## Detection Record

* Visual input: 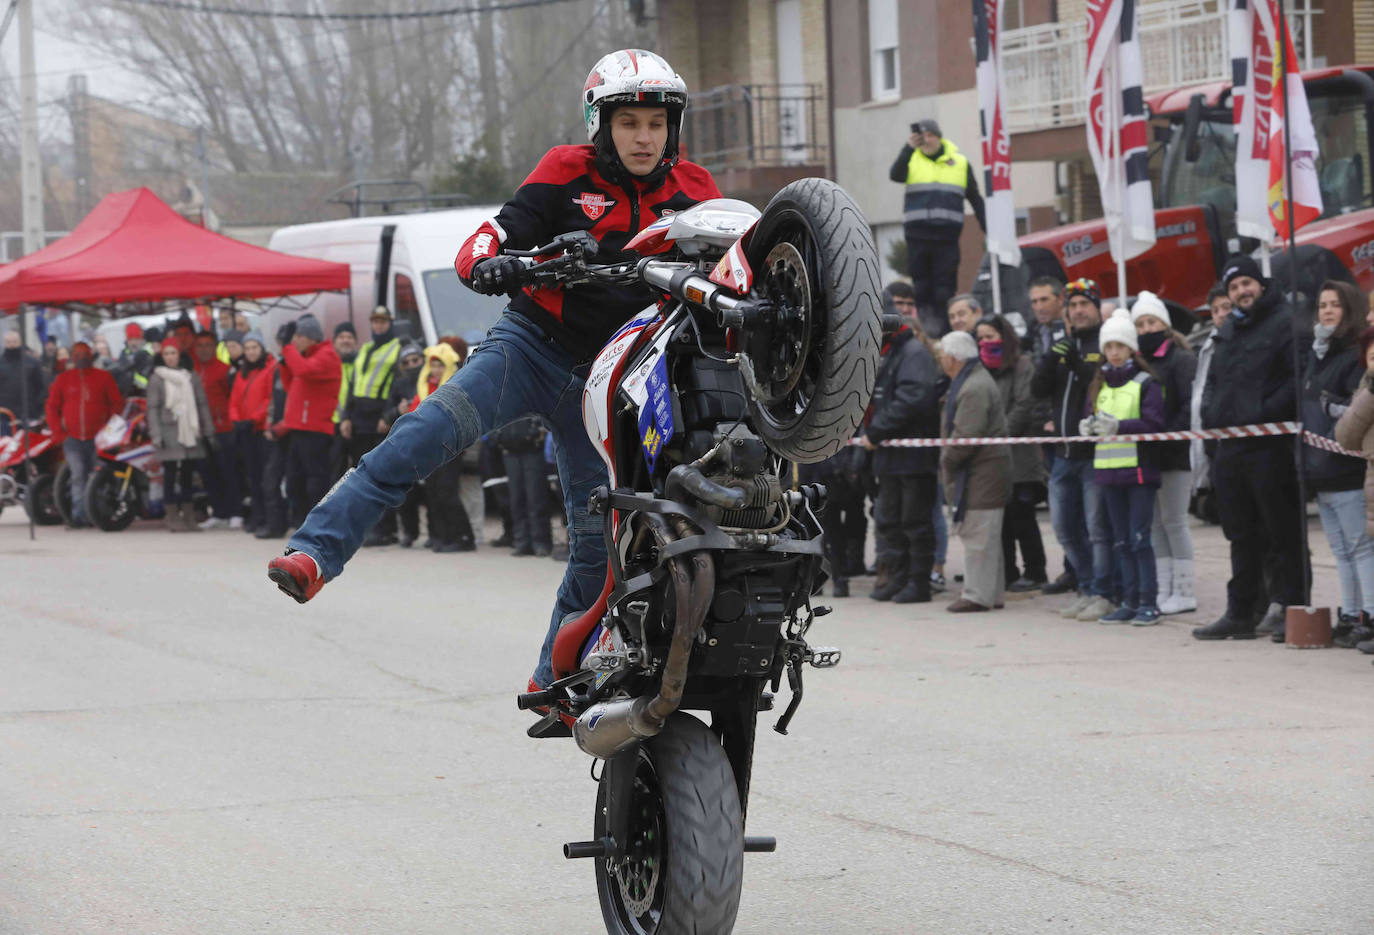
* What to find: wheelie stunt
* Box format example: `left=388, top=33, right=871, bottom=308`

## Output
left=268, top=49, right=887, bottom=935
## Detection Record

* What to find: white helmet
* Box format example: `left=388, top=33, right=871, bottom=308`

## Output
left=583, top=50, right=688, bottom=184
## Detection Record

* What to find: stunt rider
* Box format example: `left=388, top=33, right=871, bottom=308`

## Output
left=267, top=50, right=722, bottom=691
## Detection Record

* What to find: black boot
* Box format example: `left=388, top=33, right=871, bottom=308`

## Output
left=1335, top=611, right=1374, bottom=648
left=1192, top=612, right=1259, bottom=641
left=842, top=542, right=868, bottom=578
left=1043, top=570, right=1078, bottom=595
left=892, top=550, right=933, bottom=604
left=832, top=578, right=850, bottom=598
left=869, top=559, right=906, bottom=601
left=1254, top=602, right=1285, bottom=635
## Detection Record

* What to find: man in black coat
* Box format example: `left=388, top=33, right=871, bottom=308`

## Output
left=0, top=329, right=47, bottom=434
left=862, top=319, right=947, bottom=603
left=1193, top=255, right=1309, bottom=641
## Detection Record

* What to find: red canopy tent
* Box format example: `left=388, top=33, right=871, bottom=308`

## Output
left=0, top=187, right=350, bottom=311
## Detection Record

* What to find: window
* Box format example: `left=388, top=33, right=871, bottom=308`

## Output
left=869, top=0, right=899, bottom=100
left=392, top=272, right=423, bottom=340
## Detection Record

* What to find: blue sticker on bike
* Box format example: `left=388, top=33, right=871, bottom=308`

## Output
left=638, top=355, right=674, bottom=471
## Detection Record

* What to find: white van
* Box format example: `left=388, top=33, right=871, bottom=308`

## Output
left=265, top=207, right=509, bottom=347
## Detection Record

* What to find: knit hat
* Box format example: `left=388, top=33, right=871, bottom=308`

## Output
left=242, top=329, right=266, bottom=348
left=144, top=325, right=165, bottom=344
left=295, top=313, right=324, bottom=342
left=939, top=329, right=979, bottom=362
left=399, top=341, right=423, bottom=362
left=1221, top=254, right=1266, bottom=290
left=1129, top=291, right=1171, bottom=330
left=334, top=321, right=356, bottom=338
left=914, top=118, right=942, bottom=137
left=124, top=322, right=143, bottom=339
left=1098, top=308, right=1139, bottom=353
left=222, top=329, right=245, bottom=345
left=1065, top=277, right=1101, bottom=308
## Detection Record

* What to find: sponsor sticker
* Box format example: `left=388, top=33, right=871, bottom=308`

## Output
left=638, top=355, right=675, bottom=471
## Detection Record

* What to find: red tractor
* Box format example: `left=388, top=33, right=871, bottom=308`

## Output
left=1016, top=65, right=1374, bottom=308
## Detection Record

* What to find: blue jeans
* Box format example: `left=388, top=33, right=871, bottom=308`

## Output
left=1317, top=488, right=1374, bottom=616
left=1100, top=483, right=1158, bottom=609
left=63, top=438, right=96, bottom=524
left=1048, top=456, right=1110, bottom=596
left=288, top=312, right=608, bottom=685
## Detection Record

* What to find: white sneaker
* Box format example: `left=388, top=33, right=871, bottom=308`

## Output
left=1059, top=593, right=1091, bottom=618
left=1076, top=596, right=1116, bottom=621
left=228, top=516, right=244, bottom=530
left=198, top=516, right=228, bottom=530
left=1158, top=593, right=1198, bottom=614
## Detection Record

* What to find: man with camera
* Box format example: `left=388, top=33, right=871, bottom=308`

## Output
left=890, top=119, right=986, bottom=321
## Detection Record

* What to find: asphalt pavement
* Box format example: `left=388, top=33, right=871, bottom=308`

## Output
left=2, top=509, right=1371, bottom=935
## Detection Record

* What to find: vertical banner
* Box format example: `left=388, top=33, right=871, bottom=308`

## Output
left=1230, top=0, right=1276, bottom=242
left=1085, top=0, right=1156, bottom=266
left=973, top=0, right=1020, bottom=267
left=1264, top=7, right=1322, bottom=236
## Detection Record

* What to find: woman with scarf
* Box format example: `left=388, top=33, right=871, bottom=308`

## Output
left=147, top=340, right=214, bottom=532
left=1129, top=293, right=1198, bottom=615
left=974, top=314, right=1049, bottom=592
left=1303, top=281, right=1372, bottom=645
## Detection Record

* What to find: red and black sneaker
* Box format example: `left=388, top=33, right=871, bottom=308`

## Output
left=267, top=551, right=325, bottom=604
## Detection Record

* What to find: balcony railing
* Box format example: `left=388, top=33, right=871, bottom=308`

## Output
left=1002, top=0, right=1233, bottom=133
left=682, top=83, right=827, bottom=171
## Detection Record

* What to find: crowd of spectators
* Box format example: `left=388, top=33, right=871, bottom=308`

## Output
left=0, top=306, right=563, bottom=560
left=829, top=257, right=1374, bottom=658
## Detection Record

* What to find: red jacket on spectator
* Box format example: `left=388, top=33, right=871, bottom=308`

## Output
left=193, top=355, right=233, bottom=434
left=280, top=341, right=341, bottom=435
left=45, top=366, right=123, bottom=442
left=228, top=357, right=277, bottom=430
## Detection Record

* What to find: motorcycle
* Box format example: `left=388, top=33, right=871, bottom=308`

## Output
left=510, top=179, right=890, bottom=934
left=0, top=408, right=65, bottom=525
left=83, top=398, right=168, bottom=531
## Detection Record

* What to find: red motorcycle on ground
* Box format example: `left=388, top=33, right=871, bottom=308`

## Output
left=83, top=398, right=169, bottom=531
left=0, top=407, right=65, bottom=525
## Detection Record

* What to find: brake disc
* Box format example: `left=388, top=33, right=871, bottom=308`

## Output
left=752, top=240, right=812, bottom=405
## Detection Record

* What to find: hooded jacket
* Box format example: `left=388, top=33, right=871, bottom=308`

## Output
left=228, top=355, right=278, bottom=431
left=1302, top=336, right=1364, bottom=492
left=280, top=340, right=342, bottom=435
left=44, top=365, right=122, bottom=442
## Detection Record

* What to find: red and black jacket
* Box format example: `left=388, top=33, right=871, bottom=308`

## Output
left=456, top=144, right=721, bottom=361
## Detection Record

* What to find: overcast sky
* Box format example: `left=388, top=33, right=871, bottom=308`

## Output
left=2, top=1, right=149, bottom=112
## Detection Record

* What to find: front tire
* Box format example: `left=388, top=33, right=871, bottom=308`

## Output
left=85, top=464, right=137, bottom=531
left=742, top=178, right=882, bottom=463
left=52, top=463, right=74, bottom=525
left=595, top=713, right=743, bottom=935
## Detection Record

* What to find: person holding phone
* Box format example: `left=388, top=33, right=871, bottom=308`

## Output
left=889, top=119, right=986, bottom=322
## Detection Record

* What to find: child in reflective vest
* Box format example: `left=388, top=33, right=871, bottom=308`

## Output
left=1079, top=308, right=1166, bottom=625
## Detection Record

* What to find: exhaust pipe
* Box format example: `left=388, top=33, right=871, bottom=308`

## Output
left=573, top=516, right=715, bottom=760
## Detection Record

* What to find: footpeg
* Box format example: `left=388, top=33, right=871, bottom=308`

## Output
left=564, top=838, right=612, bottom=859
left=743, top=836, right=777, bottom=853
left=806, top=646, right=841, bottom=668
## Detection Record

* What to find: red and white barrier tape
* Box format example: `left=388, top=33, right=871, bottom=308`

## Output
left=856, top=421, right=1371, bottom=460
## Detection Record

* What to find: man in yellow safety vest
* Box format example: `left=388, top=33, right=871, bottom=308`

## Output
left=889, top=118, right=986, bottom=323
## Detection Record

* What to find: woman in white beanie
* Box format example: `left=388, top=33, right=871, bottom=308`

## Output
left=1079, top=308, right=1166, bottom=624
left=1130, top=291, right=1198, bottom=614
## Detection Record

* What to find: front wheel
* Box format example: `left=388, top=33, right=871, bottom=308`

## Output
left=52, top=463, right=74, bottom=525
left=595, top=713, right=743, bottom=935
left=85, top=464, right=138, bottom=531
left=742, top=178, right=883, bottom=463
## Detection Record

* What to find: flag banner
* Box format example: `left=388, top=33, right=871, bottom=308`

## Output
left=1264, top=8, right=1322, bottom=235
left=1085, top=0, right=1156, bottom=263
left=1229, top=0, right=1276, bottom=241
left=974, top=0, right=1021, bottom=267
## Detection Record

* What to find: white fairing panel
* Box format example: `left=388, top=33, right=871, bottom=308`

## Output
left=665, top=199, right=760, bottom=253
left=583, top=306, right=661, bottom=483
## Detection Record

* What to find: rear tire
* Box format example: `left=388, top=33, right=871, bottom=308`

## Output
left=23, top=472, right=62, bottom=526
left=742, top=178, right=882, bottom=463
left=595, top=713, right=743, bottom=935
left=85, top=465, right=137, bottom=532
left=52, top=463, right=74, bottom=526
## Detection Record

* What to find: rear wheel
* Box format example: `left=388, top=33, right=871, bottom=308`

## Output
left=595, top=713, right=743, bottom=935
left=85, top=464, right=138, bottom=532
left=742, top=178, right=882, bottom=463
left=23, top=472, right=62, bottom=525
left=52, top=463, right=74, bottom=525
